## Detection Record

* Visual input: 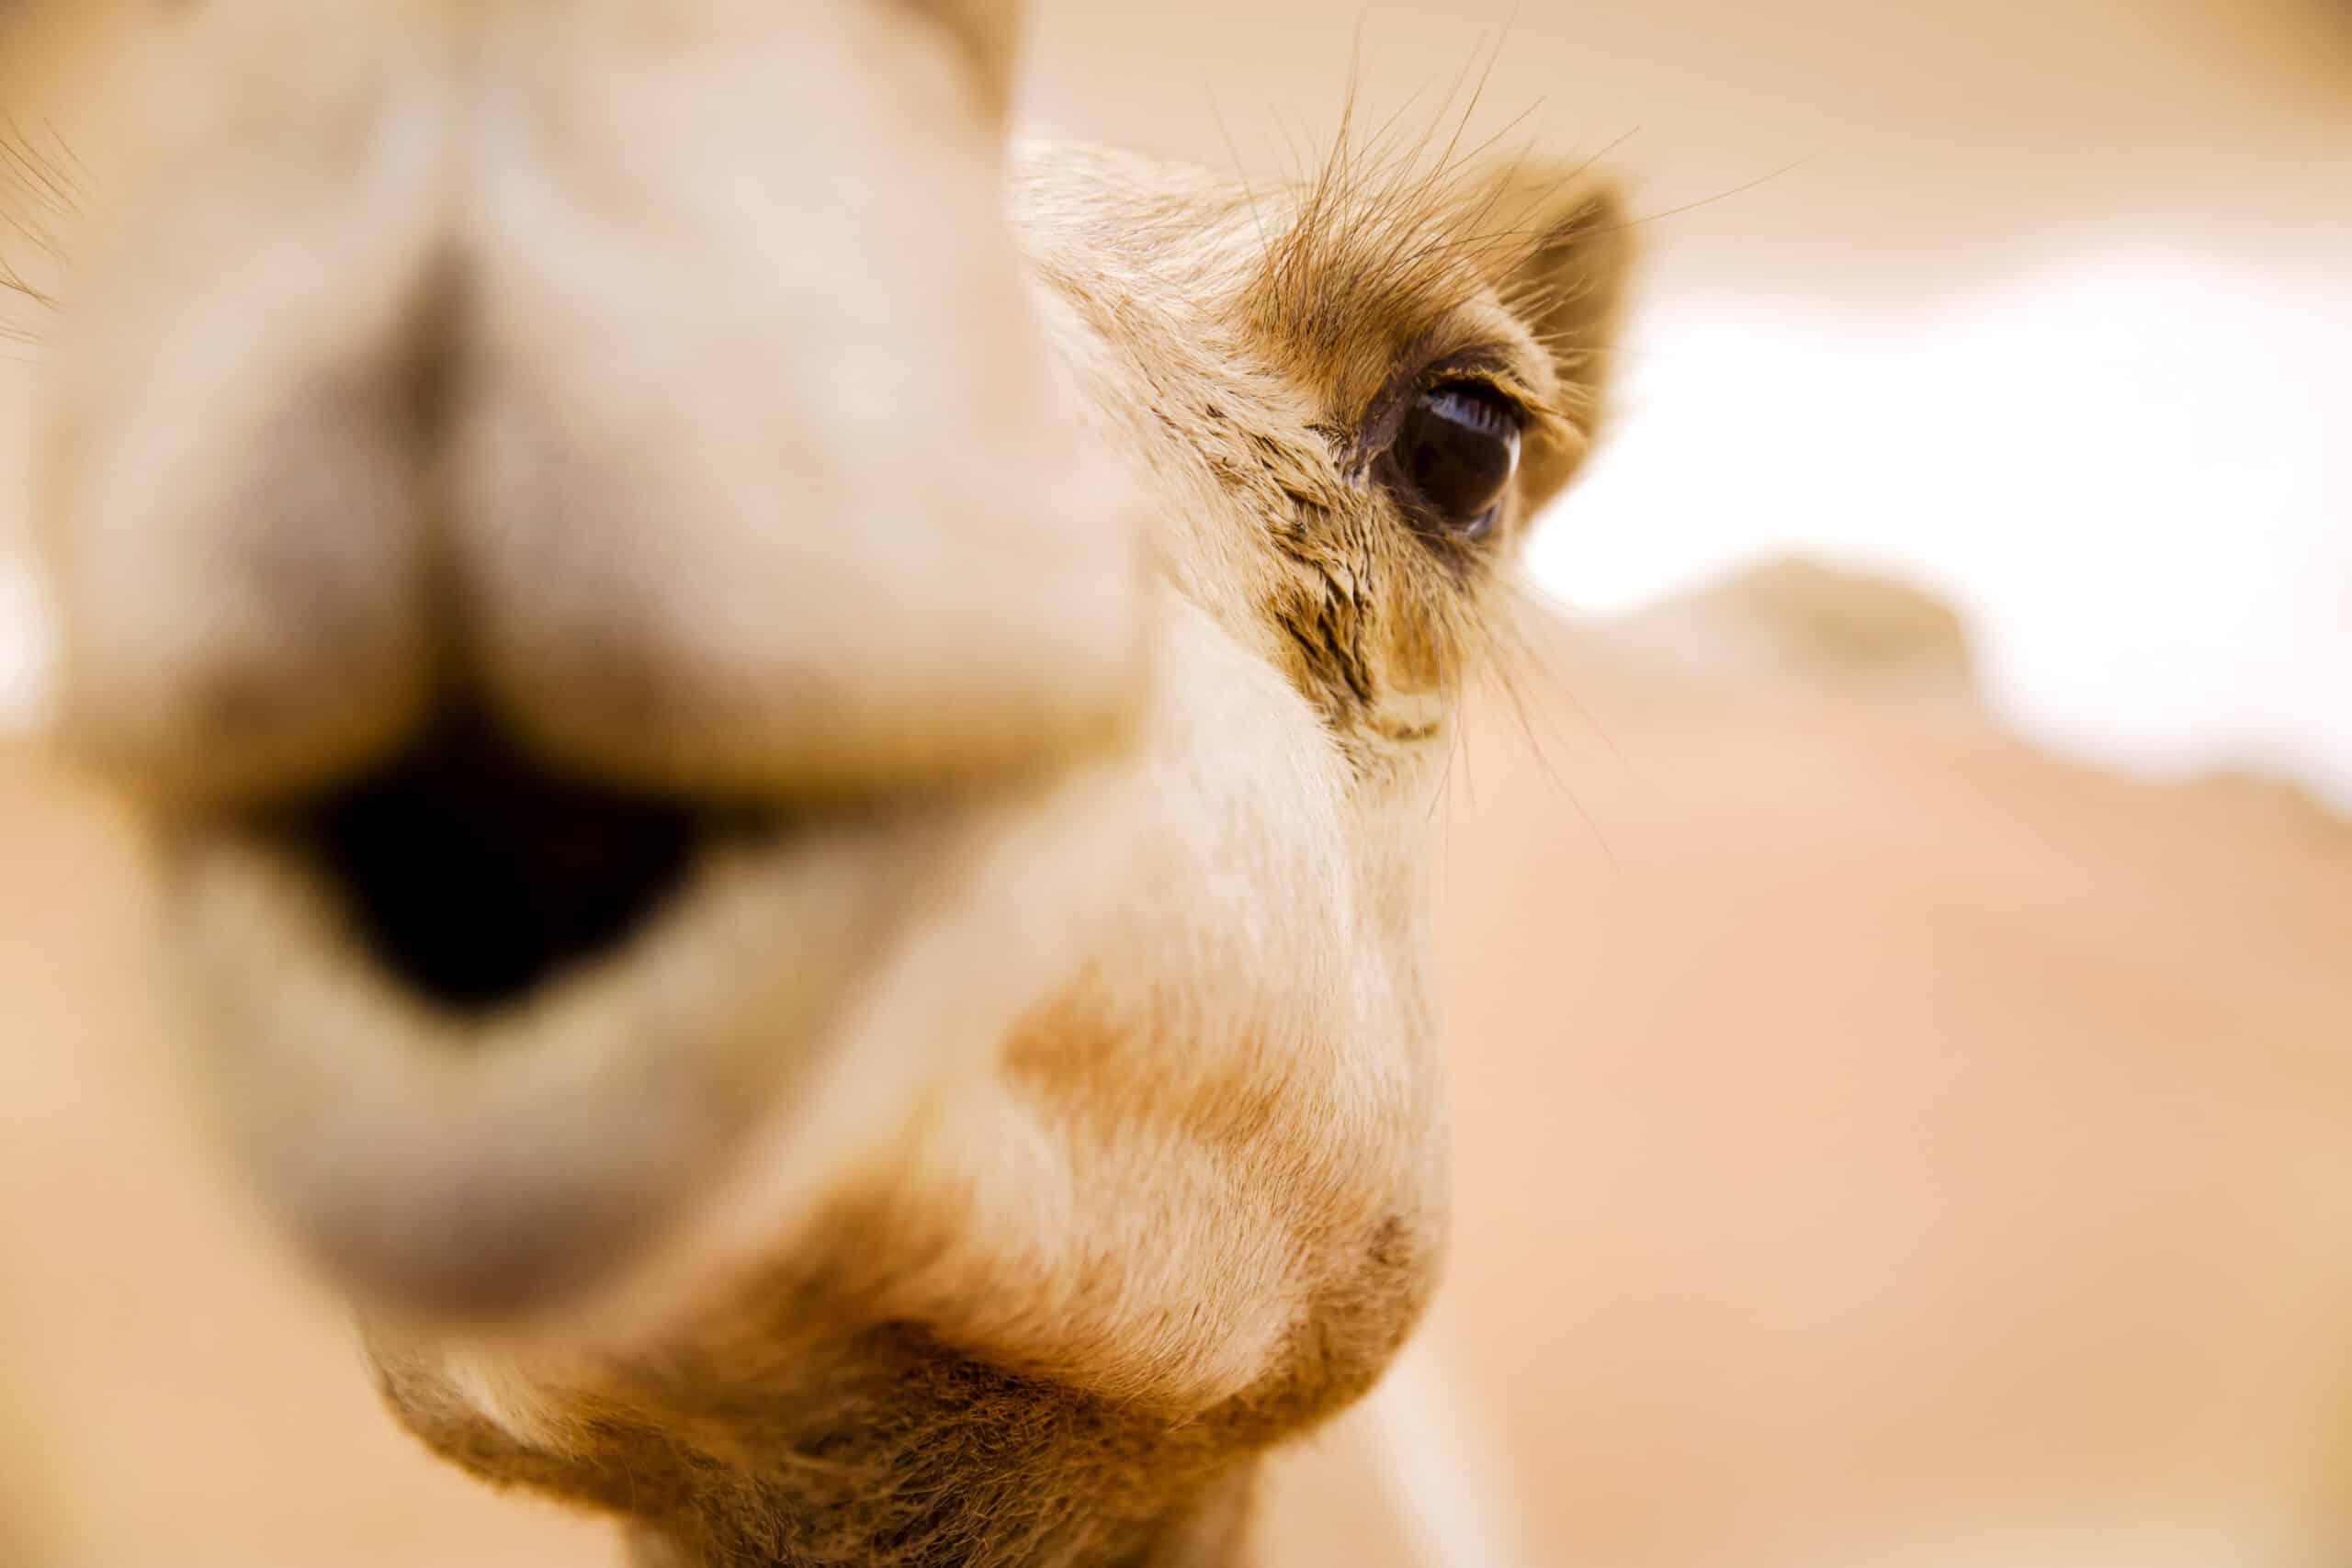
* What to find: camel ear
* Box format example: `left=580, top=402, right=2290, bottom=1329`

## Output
left=1485, top=167, right=1637, bottom=516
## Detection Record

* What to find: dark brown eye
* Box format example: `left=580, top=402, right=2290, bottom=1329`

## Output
left=1394, top=381, right=1522, bottom=539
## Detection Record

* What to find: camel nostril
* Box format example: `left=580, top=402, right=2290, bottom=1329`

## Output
left=270, top=710, right=718, bottom=1011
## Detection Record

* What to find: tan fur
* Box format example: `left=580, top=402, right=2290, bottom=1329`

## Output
left=17, top=4, right=1633, bottom=1564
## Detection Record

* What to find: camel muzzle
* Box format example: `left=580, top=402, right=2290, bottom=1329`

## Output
left=33, top=0, right=1155, bottom=1330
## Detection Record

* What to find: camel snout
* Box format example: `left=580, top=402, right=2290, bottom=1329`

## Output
left=32, top=0, right=1154, bottom=1327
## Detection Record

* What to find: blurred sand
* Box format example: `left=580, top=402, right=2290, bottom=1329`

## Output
left=1432, top=582, right=2352, bottom=1565
left=3, top=2, right=2350, bottom=1565
left=1023, top=0, right=2352, bottom=297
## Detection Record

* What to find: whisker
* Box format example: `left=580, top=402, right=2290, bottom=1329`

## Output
left=1603, top=153, right=1817, bottom=234
left=1204, top=85, right=1270, bottom=257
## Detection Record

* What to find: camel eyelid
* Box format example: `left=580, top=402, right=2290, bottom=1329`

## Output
left=1342, top=345, right=1536, bottom=475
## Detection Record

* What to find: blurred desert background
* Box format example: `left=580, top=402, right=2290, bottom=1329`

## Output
left=1, top=1, right=2348, bottom=1565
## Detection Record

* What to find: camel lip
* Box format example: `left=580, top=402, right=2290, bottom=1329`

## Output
left=159, top=744, right=971, bottom=1065
left=179, top=781, right=907, bottom=1031
left=157, top=787, right=963, bottom=1324
left=150, top=739, right=1125, bottom=1333
left=201, top=707, right=818, bottom=1017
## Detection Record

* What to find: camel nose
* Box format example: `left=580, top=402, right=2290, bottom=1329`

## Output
left=39, top=195, right=454, bottom=808
left=39, top=33, right=1151, bottom=826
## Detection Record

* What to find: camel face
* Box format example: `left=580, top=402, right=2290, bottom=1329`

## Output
left=26, top=5, right=1634, bottom=1562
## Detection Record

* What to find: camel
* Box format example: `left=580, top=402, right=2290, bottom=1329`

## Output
left=20, top=2, right=1633, bottom=1563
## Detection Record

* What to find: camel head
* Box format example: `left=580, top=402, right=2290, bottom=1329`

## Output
left=27, top=2, right=1634, bottom=1562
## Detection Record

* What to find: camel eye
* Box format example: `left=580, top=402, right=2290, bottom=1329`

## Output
left=1394, top=381, right=1522, bottom=540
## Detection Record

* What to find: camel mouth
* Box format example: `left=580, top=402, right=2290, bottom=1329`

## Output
left=242, top=711, right=792, bottom=1014
left=164, top=714, right=968, bottom=1322
left=149, top=697, right=1133, bottom=1325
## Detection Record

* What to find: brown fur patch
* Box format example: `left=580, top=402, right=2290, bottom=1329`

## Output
left=376, top=1204, right=1427, bottom=1568
left=1017, top=136, right=1627, bottom=757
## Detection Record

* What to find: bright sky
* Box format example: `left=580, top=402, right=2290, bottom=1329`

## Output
left=1532, top=243, right=2352, bottom=811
